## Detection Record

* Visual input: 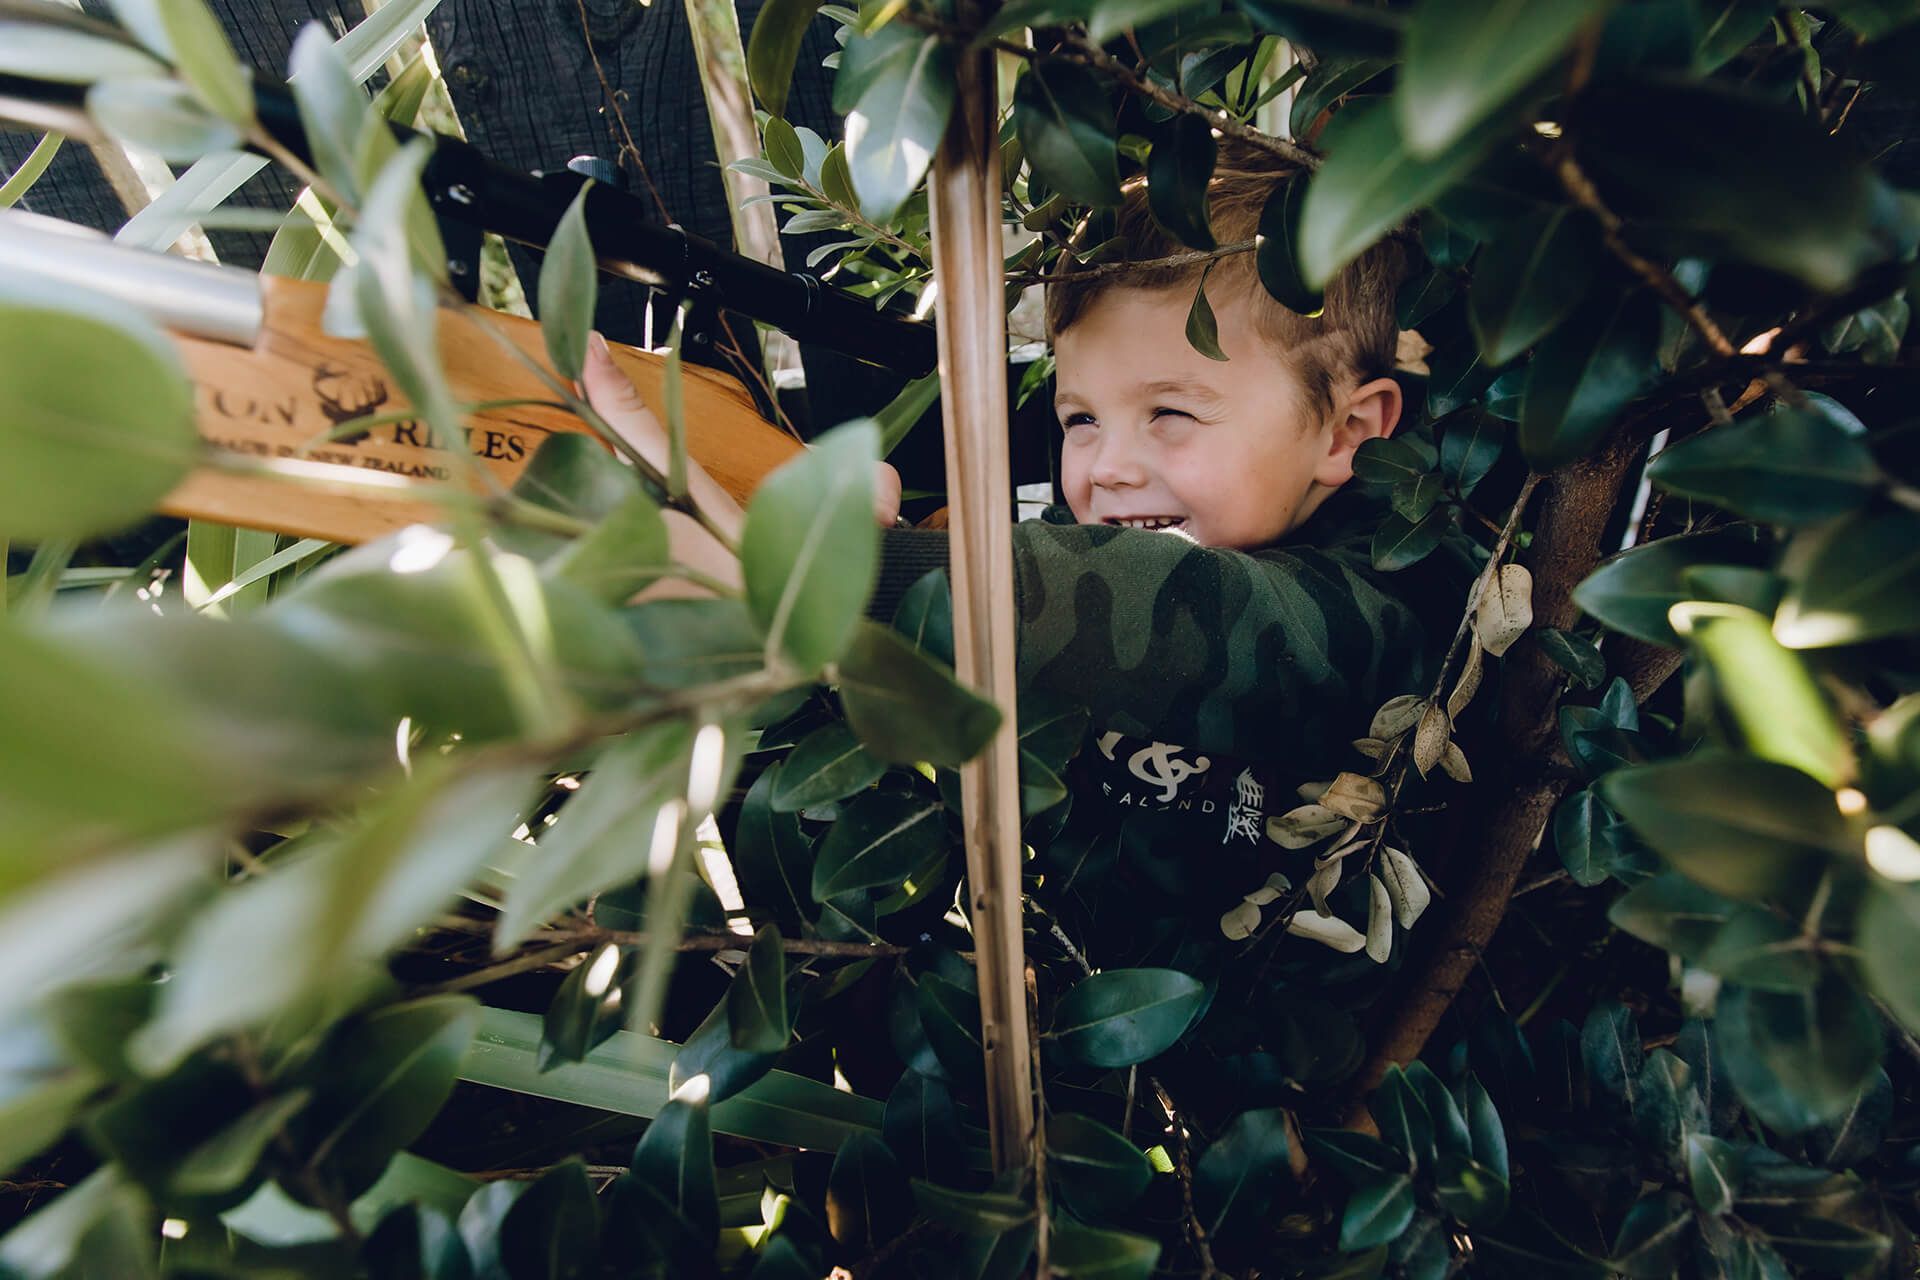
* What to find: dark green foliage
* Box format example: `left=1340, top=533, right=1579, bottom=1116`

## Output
left=8, top=0, right=1920, bottom=1275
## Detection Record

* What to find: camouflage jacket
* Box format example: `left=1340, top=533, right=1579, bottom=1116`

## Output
left=875, top=486, right=1482, bottom=926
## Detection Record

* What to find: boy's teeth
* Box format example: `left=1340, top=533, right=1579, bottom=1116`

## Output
left=1116, top=517, right=1182, bottom=529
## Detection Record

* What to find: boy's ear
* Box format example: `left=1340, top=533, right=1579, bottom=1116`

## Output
left=1315, top=376, right=1403, bottom=487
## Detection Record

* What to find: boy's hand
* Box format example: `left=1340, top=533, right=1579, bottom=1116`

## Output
left=580, top=331, right=903, bottom=528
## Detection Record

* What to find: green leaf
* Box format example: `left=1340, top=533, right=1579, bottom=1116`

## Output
left=747, top=0, right=824, bottom=117
left=287, top=25, right=366, bottom=201
left=1391, top=474, right=1443, bottom=522
left=0, top=279, right=198, bottom=541
left=1438, top=411, right=1503, bottom=496
left=1859, top=880, right=1920, bottom=1036
left=1434, top=1152, right=1508, bottom=1228
left=494, top=723, right=692, bottom=949
left=493, top=1160, right=599, bottom=1280
left=1572, top=528, right=1768, bottom=646
left=1194, top=1107, right=1290, bottom=1241
left=1235, top=0, right=1405, bottom=58
left=291, top=1001, right=460, bottom=1180
left=157, top=0, right=254, bottom=125
left=0, top=1167, right=154, bottom=1279
left=1554, top=788, right=1624, bottom=887
left=771, top=722, right=886, bottom=812
left=1352, top=437, right=1430, bottom=485
left=1396, top=266, right=1457, bottom=330
left=628, top=1088, right=719, bottom=1245
left=1685, top=1132, right=1740, bottom=1215
left=811, top=790, right=946, bottom=900
left=1302, top=1128, right=1409, bottom=1187
left=842, top=30, right=954, bottom=223
left=1807, top=1068, right=1891, bottom=1168
left=1049, top=1219, right=1161, bottom=1280
left=1694, top=0, right=1776, bottom=69
left=1049, top=968, right=1206, bottom=1069
left=875, top=371, right=941, bottom=458
left=1609, top=1192, right=1694, bottom=1278
left=464, top=1005, right=882, bottom=1154
left=86, top=77, right=243, bottom=160
left=1146, top=113, right=1216, bottom=251
left=882, top=1070, right=963, bottom=1181
left=1648, top=411, right=1881, bottom=526
left=342, top=140, right=449, bottom=410
left=915, top=970, right=985, bottom=1081
left=1822, top=293, right=1909, bottom=364
left=1607, top=871, right=1736, bottom=962
left=541, top=943, right=636, bottom=1070
left=1456, top=1075, right=1507, bottom=1182
left=1519, top=289, right=1661, bottom=469
left=1372, top=1066, right=1436, bottom=1170
left=1339, top=1172, right=1416, bottom=1251
left=741, top=419, right=880, bottom=671
left=539, top=183, right=598, bottom=381
left=1185, top=271, right=1230, bottom=362
left=548, top=491, right=671, bottom=604
left=1754, top=1215, right=1889, bottom=1275
left=1571, top=81, right=1887, bottom=292
left=1398, top=0, right=1606, bottom=158
left=1671, top=603, right=1851, bottom=787
left=1581, top=1001, right=1643, bottom=1111
left=1049, top=1113, right=1153, bottom=1221
left=1014, top=63, right=1122, bottom=207
left=1774, top=508, right=1920, bottom=648
left=0, top=21, right=167, bottom=81
left=731, top=766, right=815, bottom=934
left=727, top=924, right=791, bottom=1053
left=1256, top=175, right=1324, bottom=317
left=1537, top=628, right=1606, bottom=688
left=1468, top=207, right=1602, bottom=364
left=838, top=620, right=1003, bottom=768
left=1290, top=56, right=1391, bottom=141
left=1371, top=506, right=1449, bottom=572
left=174, top=1090, right=314, bottom=1197
left=670, top=992, right=781, bottom=1106
left=1599, top=754, right=1859, bottom=902
left=1297, top=98, right=1497, bottom=289
left=911, top=1179, right=1034, bottom=1234
left=1715, top=979, right=1882, bottom=1133
left=827, top=1131, right=911, bottom=1253
left=0, top=1056, right=97, bottom=1178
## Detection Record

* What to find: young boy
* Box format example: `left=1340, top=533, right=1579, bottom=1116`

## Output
left=581, top=143, right=1471, bottom=945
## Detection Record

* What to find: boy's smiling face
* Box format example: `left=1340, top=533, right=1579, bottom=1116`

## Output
left=1053, top=286, right=1398, bottom=551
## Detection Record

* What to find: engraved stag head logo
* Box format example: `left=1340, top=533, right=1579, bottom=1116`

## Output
left=312, top=363, right=390, bottom=443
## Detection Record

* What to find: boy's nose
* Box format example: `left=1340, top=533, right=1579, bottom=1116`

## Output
left=1088, top=431, right=1147, bottom=489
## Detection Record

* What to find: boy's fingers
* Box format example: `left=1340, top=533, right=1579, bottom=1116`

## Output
left=579, top=330, right=656, bottom=426
left=874, top=461, right=902, bottom=527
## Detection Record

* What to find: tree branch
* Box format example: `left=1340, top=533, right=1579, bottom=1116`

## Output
left=1349, top=439, right=1644, bottom=1106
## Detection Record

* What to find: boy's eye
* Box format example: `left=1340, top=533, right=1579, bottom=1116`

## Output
left=1151, top=407, right=1191, bottom=421
left=1061, top=412, right=1095, bottom=430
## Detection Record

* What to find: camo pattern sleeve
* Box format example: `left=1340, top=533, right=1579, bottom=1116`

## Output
left=873, top=492, right=1480, bottom=768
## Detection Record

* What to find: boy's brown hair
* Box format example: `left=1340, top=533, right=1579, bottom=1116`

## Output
left=1044, top=138, right=1409, bottom=420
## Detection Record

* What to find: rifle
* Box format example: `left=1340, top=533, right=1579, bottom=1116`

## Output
left=0, top=6, right=938, bottom=544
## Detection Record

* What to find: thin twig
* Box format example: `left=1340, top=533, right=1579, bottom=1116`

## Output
left=1028, top=964, right=1053, bottom=1280
left=572, top=0, right=670, bottom=221
left=425, top=939, right=587, bottom=993
left=1055, top=33, right=1318, bottom=171
left=430, top=916, right=912, bottom=959
left=1553, top=152, right=1736, bottom=359
left=1008, top=239, right=1257, bottom=287
left=1168, top=1097, right=1223, bottom=1280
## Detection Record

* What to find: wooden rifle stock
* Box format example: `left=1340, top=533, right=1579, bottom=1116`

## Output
left=164, top=275, right=800, bottom=544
